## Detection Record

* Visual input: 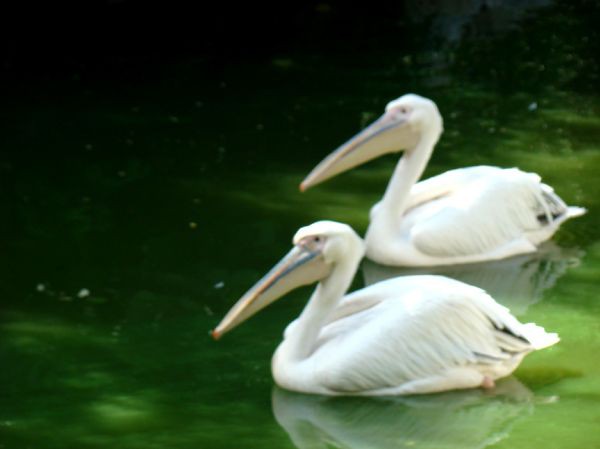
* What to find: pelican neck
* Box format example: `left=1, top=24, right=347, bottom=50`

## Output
left=283, top=252, right=361, bottom=361
left=379, top=129, right=440, bottom=222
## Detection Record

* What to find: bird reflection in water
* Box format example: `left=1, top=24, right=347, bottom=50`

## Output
left=362, top=241, right=583, bottom=315
left=273, top=377, right=535, bottom=449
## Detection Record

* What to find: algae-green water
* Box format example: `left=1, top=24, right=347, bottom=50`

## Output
left=1, top=2, right=599, bottom=448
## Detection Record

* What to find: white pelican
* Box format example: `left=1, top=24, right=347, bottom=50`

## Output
left=212, top=221, right=559, bottom=396
left=300, top=94, right=586, bottom=266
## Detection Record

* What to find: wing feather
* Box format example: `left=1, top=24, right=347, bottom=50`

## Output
left=313, top=276, right=554, bottom=393
left=409, top=168, right=547, bottom=257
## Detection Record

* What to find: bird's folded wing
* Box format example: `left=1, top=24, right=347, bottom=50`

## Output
left=410, top=170, right=544, bottom=257
left=314, top=281, right=543, bottom=393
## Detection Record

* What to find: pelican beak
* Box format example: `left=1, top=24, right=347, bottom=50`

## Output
left=211, top=240, right=331, bottom=340
left=300, top=112, right=418, bottom=191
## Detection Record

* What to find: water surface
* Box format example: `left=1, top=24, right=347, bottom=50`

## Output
left=1, top=2, right=599, bottom=448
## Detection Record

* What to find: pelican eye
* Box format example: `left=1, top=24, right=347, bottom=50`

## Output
left=300, top=235, right=325, bottom=251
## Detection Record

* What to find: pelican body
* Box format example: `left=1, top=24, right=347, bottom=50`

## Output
left=300, top=94, right=585, bottom=266
left=212, top=221, right=559, bottom=396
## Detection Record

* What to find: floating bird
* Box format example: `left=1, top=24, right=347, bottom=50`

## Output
left=212, top=221, right=559, bottom=396
left=300, top=94, right=585, bottom=266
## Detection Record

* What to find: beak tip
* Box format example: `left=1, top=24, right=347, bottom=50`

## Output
left=210, top=329, right=221, bottom=341
left=299, top=179, right=312, bottom=192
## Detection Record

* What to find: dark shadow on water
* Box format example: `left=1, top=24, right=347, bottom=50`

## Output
left=361, top=242, right=584, bottom=315
left=272, top=377, right=536, bottom=449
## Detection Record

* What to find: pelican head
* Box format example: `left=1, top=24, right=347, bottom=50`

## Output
left=211, top=221, right=364, bottom=339
left=300, top=94, right=443, bottom=191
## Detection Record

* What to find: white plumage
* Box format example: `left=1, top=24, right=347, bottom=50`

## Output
left=370, top=165, right=585, bottom=266
left=276, top=274, right=557, bottom=396
left=213, top=221, right=559, bottom=396
left=300, top=94, right=585, bottom=266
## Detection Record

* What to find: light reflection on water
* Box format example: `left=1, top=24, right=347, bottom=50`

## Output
left=362, top=242, right=584, bottom=315
left=273, top=378, right=537, bottom=449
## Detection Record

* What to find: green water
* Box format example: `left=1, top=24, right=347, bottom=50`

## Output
left=1, top=2, right=600, bottom=448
